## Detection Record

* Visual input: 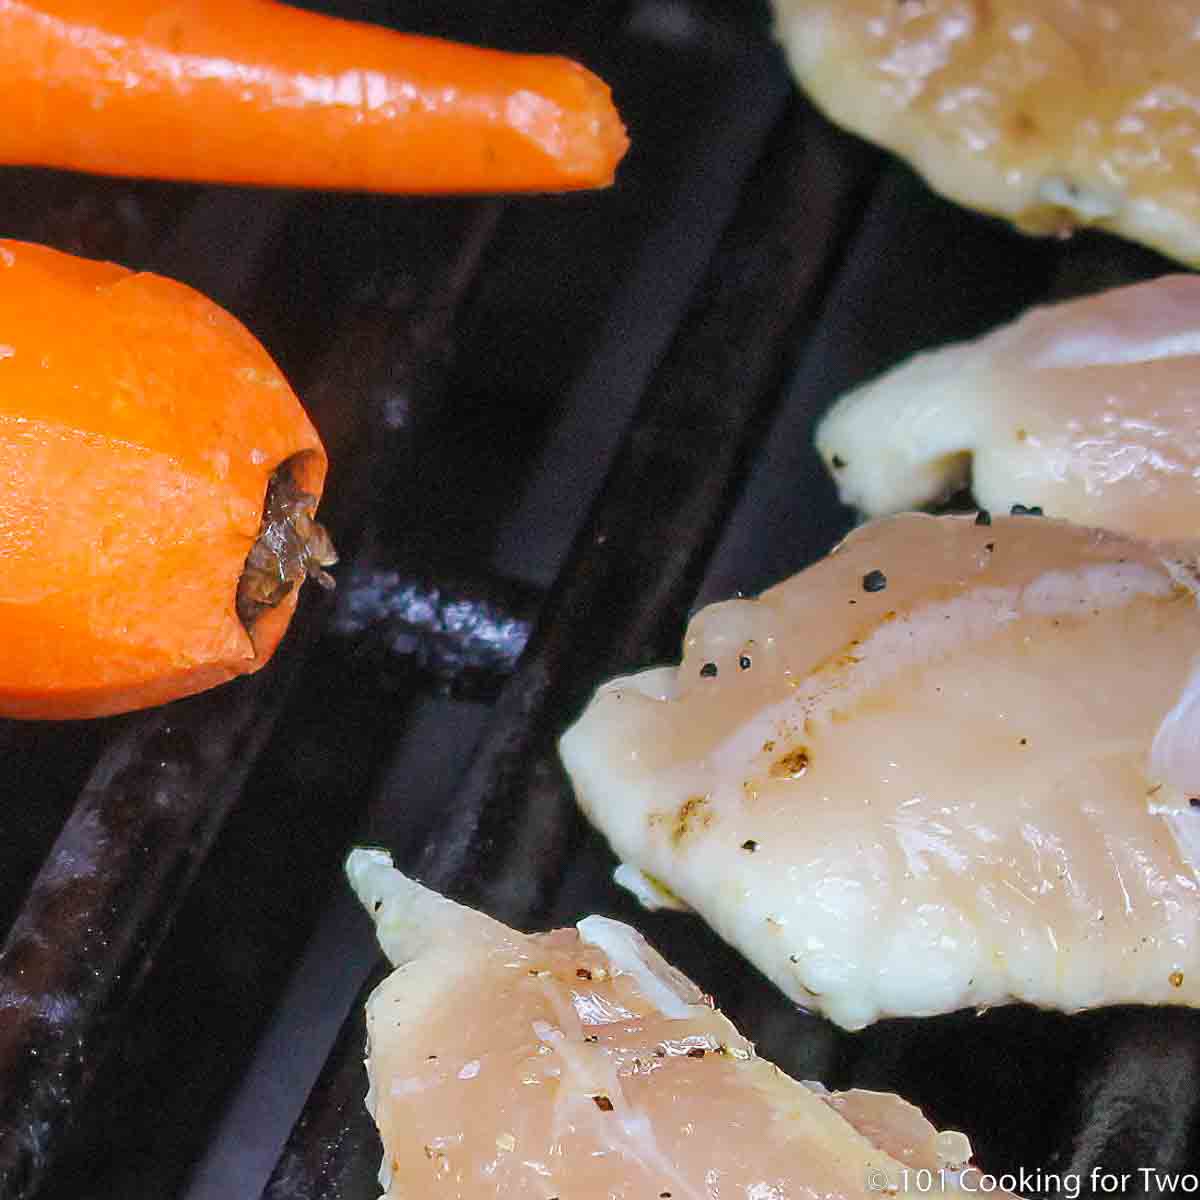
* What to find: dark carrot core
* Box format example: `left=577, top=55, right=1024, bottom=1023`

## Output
left=236, top=459, right=337, bottom=631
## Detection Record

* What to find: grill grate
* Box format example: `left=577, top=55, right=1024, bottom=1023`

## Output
left=0, top=2, right=1195, bottom=1199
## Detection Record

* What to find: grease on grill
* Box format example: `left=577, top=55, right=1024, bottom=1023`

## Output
left=236, top=456, right=338, bottom=630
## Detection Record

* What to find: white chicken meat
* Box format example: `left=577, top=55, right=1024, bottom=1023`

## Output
left=815, top=275, right=1200, bottom=542
left=560, top=513, right=1200, bottom=1030
left=772, top=0, right=1200, bottom=267
left=346, top=847, right=990, bottom=1198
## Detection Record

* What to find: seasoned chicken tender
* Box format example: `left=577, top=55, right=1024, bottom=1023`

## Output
left=815, top=275, right=1200, bottom=541
left=772, top=0, right=1200, bottom=266
left=347, top=847, right=989, bottom=1198
left=560, top=514, right=1200, bottom=1030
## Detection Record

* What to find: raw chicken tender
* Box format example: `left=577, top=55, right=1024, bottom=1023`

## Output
left=772, top=0, right=1200, bottom=266
left=346, top=847, right=987, bottom=1198
left=560, top=514, right=1200, bottom=1030
left=815, top=275, right=1200, bottom=541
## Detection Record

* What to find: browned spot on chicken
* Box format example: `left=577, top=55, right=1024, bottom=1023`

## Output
left=769, top=747, right=810, bottom=779
left=1011, top=111, right=1038, bottom=138
left=804, top=637, right=872, bottom=681
left=671, top=794, right=713, bottom=844
left=1014, top=203, right=1081, bottom=239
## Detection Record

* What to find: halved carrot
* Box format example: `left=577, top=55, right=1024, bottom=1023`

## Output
left=0, top=1, right=628, bottom=193
left=0, top=239, right=331, bottom=720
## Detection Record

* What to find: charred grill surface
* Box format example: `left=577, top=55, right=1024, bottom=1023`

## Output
left=326, top=553, right=540, bottom=701
left=0, top=2, right=1194, bottom=1199
left=0, top=629, right=324, bottom=1196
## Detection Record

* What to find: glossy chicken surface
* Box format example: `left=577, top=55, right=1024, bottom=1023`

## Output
left=772, top=0, right=1200, bottom=266
left=815, top=275, right=1200, bottom=541
left=346, top=848, right=984, bottom=1198
left=561, top=514, right=1200, bottom=1029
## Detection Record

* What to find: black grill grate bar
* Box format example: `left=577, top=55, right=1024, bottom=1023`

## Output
left=0, top=604, right=330, bottom=1199
left=260, top=969, right=391, bottom=1200
left=327, top=553, right=540, bottom=702
left=1046, top=1010, right=1200, bottom=1198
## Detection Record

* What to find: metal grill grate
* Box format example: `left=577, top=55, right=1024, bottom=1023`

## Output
left=0, top=2, right=1195, bottom=1199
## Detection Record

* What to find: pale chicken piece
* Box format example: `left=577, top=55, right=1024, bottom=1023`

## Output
left=345, top=847, right=988, bottom=1199
left=559, top=513, right=1200, bottom=1031
left=771, top=0, right=1200, bottom=266
left=814, top=275, right=1200, bottom=541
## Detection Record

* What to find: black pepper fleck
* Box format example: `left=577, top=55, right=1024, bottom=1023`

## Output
left=738, top=654, right=752, bottom=670
left=1010, top=503, right=1044, bottom=516
left=831, top=454, right=847, bottom=469
left=974, top=509, right=992, bottom=526
left=577, top=967, right=593, bottom=981
left=741, top=839, right=759, bottom=852
left=1190, top=798, right=1200, bottom=809
left=985, top=542, right=995, bottom=552
left=700, top=662, right=718, bottom=679
left=862, top=569, right=887, bottom=593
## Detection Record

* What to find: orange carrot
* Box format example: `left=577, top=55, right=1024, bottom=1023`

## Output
left=0, top=238, right=332, bottom=720
left=0, top=1, right=629, bottom=193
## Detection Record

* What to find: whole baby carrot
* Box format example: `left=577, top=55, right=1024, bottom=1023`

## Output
left=0, top=239, right=334, bottom=720
left=0, top=1, right=628, bottom=193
